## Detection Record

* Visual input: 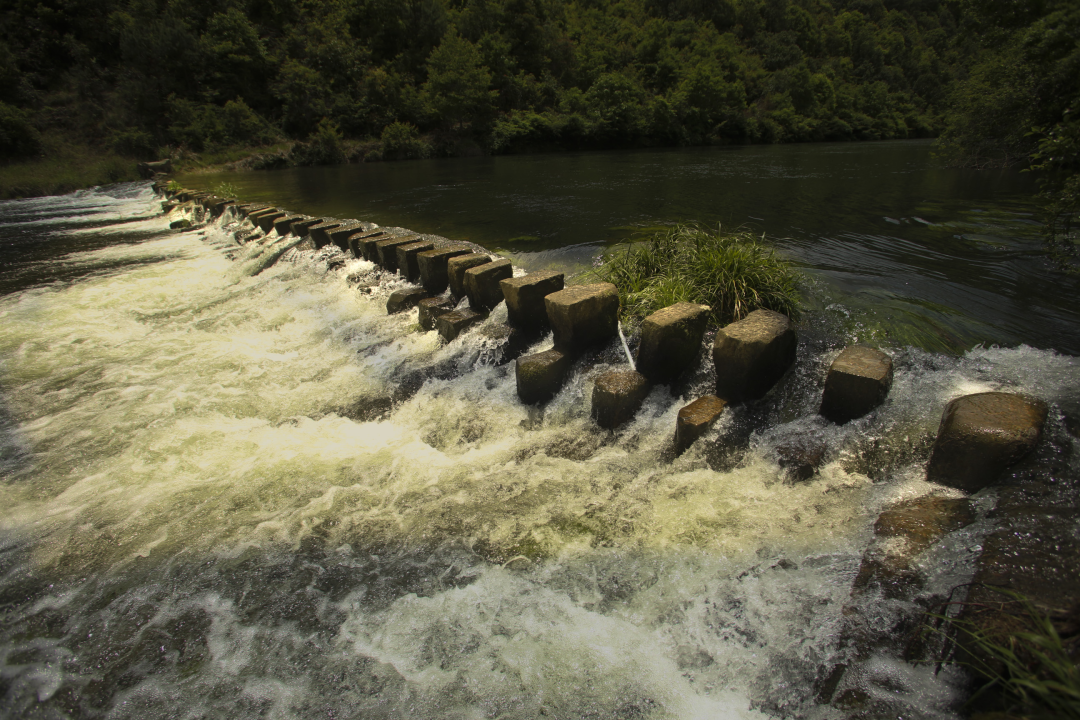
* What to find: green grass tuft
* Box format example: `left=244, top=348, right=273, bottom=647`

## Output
left=588, top=224, right=803, bottom=326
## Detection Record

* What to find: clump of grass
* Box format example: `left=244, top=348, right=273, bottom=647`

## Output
left=590, top=224, right=803, bottom=325
left=211, top=181, right=239, bottom=199
left=927, top=588, right=1080, bottom=719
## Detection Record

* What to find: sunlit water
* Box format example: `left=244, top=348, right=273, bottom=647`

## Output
left=0, top=174, right=1077, bottom=720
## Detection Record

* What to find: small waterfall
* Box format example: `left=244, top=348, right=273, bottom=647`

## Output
left=617, top=319, right=636, bottom=370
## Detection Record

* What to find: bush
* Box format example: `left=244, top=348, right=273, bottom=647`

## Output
left=0, top=102, right=42, bottom=160
left=589, top=224, right=803, bottom=326
left=289, top=118, right=347, bottom=166
left=168, top=97, right=277, bottom=152
left=379, top=122, right=429, bottom=160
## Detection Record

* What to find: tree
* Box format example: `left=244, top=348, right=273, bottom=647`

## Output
left=423, top=31, right=498, bottom=130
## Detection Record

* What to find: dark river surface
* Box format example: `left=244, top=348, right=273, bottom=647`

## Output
left=0, top=141, right=1077, bottom=720
left=181, top=139, right=1079, bottom=355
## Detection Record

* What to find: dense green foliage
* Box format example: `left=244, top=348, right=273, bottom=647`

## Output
left=0, top=0, right=960, bottom=164
left=590, top=224, right=803, bottom=325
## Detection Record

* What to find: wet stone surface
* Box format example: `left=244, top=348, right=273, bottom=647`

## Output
left=592, top=369, right=651, bottom=429
left=500, top=271, right=565, bottom=330
left=516, top=348, right=572, bottom=405
left=820, top=346, right=894, bottom=424
left=447, top=253, right=492, bottom=297
left=636, top=302, right=711, bottom=385
left=713, top=310, right=797, bottom=403
left=675, top=395, right=727, bottom=455
left=545, top=283, right=620, bottom=354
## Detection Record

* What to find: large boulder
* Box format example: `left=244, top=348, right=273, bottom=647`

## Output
left=516, top=349, right=572, bottom=405
left=819, top=346, right=894, bottom=424
left=674, top=395, right=727, bottom=454
left=418, top=246, right=472, bottom=293
left=386, top=287, right=431, bottom=315
left=500, top=271, right=565, bottom=331
left=464, top=259, right=514, bottom=310
left=712, top=309, right=797, bottom=403
left=396, top=241, right=436, bottom=282
left=447, top=254, right=492, bottom=297
left=636, top=302, right=711, bottom=385
left=592, top=370, right=651, bottom=429
left=545, top=283, right=620, bottom=354
left=926, top=392, right=1047, bottom=492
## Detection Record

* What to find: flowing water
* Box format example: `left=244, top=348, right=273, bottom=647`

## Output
left=0, top=142, right=1078, bottom=720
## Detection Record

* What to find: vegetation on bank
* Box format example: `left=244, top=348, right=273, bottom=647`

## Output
left=590, top=224, right=802, bottom=325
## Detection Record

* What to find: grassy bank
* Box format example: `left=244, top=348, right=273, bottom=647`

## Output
left=0, top=135, right=142, bottom=200
left=589, top=224, right=803, bottom=326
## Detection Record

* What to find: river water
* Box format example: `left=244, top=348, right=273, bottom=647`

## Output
left=0, top=142, right=1077, bottom=719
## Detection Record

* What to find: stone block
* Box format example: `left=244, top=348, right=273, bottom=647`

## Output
left=418, top=246, right=472, bottom=293
left=592, top=370, right=651, bottom=429
left=545, top=283, right=620, bottom=354
left=926, top=392, right=1047, bottom=492
left=516, top=349, right=572, bottom=405
left=386, top=287, right=432, bottom=315
left=636, top=302, right=711, bottom=384
left=418, top=297, right=459, bottom=331
left=500, top=271, right=565, bottom=330
left=820, top=346, right=894, bottom=423
left=308, top=221, right=341, bottom=248
left=712, top=309, right=797, bottom=403
left=349, top=231, right=385, bottom=259
left=328, top=224, right=363, bottom=252
left=396, top=241, right=436, bottom=282
left=447, top=254, right=492, bottom=297
left=674, top=395, right=727, bottom=454
left=465, top=259, right=514, bottom=310
left=258, top=211, right=287, bottom=232
left=209, top=199, right=234, bottom=217
left=375, top=236, right=419, bottom=270
left=272, top=215, right=304, bottom=235
left=289, top=217, right=322, bottom=238
left=437, top=308, right=487, bottom=341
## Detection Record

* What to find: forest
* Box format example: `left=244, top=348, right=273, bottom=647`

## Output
left=0, top=0, right=1077, bottom=257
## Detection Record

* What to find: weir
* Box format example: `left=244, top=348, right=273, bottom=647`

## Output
left=0, top=180, right=1076, bottom=719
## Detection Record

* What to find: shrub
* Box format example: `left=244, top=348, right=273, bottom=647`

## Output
left=589, top=224, right=802, bottom=326
left=380, top=121, right=429, bottom=160
left=0, top=102, right=42, bottom=160
left=289, top=118, right=346, bottom=166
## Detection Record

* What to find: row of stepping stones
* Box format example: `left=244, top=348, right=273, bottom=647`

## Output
left=164, top=185, right=1050, bottom=495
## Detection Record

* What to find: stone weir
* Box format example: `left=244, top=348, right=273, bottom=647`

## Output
left=157, top=181, right=1074, bottom=718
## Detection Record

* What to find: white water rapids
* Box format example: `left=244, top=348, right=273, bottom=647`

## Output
left=0, top=183, right=1077, bottom=719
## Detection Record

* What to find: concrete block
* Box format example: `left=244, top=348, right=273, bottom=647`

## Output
left=418, top=246, right=472, bottom=293
left=926, top=392, right=1047, bottom=492
left=636, top=302, right=711, bottom=384
left=375, top=236, right=419, bottom=270
left=396, top=241, right=436, bottom=282
left=820, top=346, right=894, bottom=424
left=386, top=287, right=432, bottom=315
left=545, top=283, right=620, bottom=354
left=516, top=349, right=572, bottom=405
left=500, top=271, right=565, bottom=330
left=437, top=308, right=487, bottom=341
left=447, top=254, right=492, bottom=297
left=592, top=369, right=651, bottom=429
left=674, top=395, right=727, bottom=454
left=712, top=309, right=797, bottom=403
left=464, top=259, right=514, bottom=310
left=418, top=297, right=459, bottom=331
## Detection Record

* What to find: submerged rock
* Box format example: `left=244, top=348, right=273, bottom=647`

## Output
left=169, top=219, right=191, bottom=229
left=926, top=391, right=1048, bottom=492
left=386, top=287, right=431, bottom=314
left=636, top=302, right=711, bottom=385
left=776, top=438, right=826, bottom=481
left=592, top=369, right=651, bottom=429
left=712, top=309, right=797, bottom=403
left=464, top=258, right=513, bottom=310
left=545, top=283, right=620, bottom=354
left=437, top=308, right=487, bottom=341
left=516, top=349, right=572, bottom=405
left=500, top=271, right=565, bottom=331
left=674, top=395, right=727, bottom=455
left=819, top=346, right=894, bottom=424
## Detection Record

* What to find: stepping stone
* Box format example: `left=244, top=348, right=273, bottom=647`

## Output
left=209, top=199, right=235, bottom=217
left=272, top=215, right=305, bottom=235
left=396, top=241, right=436, bottom=282
left=289, top=217, right=322, bottom=237
left=926, top=391, right=1047, bottom=492
left=418, top=246, right=472, bottom=293
left=516, top=348, right=572, bottom=405
left=712, top=309, right=797, bottom=403
left=437, top=308, right=487, bottom=341
left=674, top=395, right=727, bottom=454
left=820, top=346, right=894, bottom=423
left=256, top=211, right=288, bottom=232
left=636, top=302, right=711, bottom=384
left=418, top=296, right=459, bottom=331
left=375, top=236, right=420, bottom=270
left=328, top=224, right=363, bottom=252
left=465, top=259, right=514, bottom=310
left=386, top=287, right=431, bottom=314
left=545, top=283, right=620, bottom=354
left=592, top=369, right=650, bottom=429
left=349, top=230, right=385, bottom=259
left=448, top=254, right=492, bottom=297
left=308, top=221, right=341, bottom=248
left=500, top=271, right=565, bottom=330
left=356, top=232, right=392, bottom=261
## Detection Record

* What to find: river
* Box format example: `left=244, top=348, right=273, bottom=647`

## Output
left=0, top=141, right=1077, bottom=719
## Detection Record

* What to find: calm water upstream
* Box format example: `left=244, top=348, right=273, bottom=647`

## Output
left=0, top=142, right=1077, bottom=720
